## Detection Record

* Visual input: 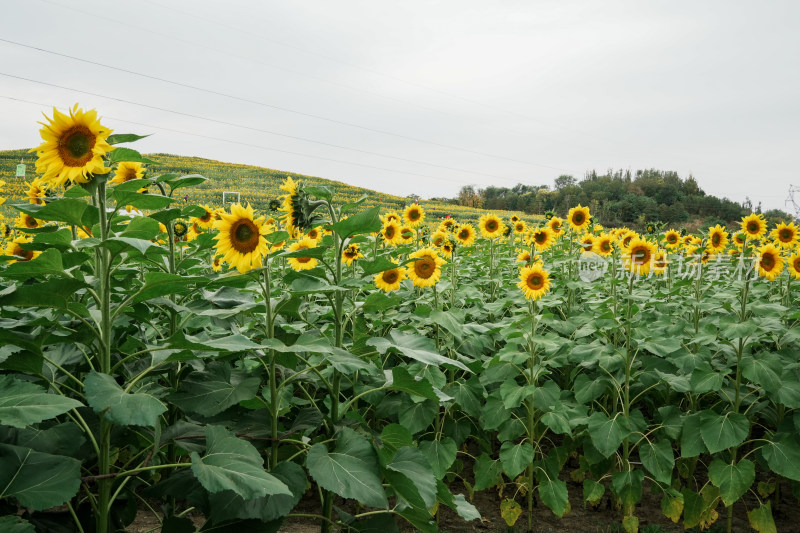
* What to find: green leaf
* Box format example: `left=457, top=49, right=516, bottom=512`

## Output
left=120, top=216, right=160, bottom=240
left=499, top=441, right=534, bottom=479
left=85, top=371, right=167, bottom=427
left=708, top=458, right=755, bottom=507
left=428, top=309, right=465, bottom=337
left=748, top=502, right=777, bottom=533
left=386, top=446, right=437, bottom=508
left=0, top=516, right=35, bottom=533
left=680, top=412, right=707, bottom=458
left=398, top=399, right=437, bottom=435
left=3, top=248, right=66, bottom=280
left=190, top=425, right=291, bottom=499
left=168, top=174, right=208, bottom=191
left=388, top=367, right=437, bottom=401
left=107, top=133, right=151, bottom=145
left=113, top=191, right=173, bottom=210
left=583, top=479, right=605, bottom=505
left=368, top=330, right=470, bottom=372
left=472, top=453, right=502, bottom=491
left=376, top=424, right=412, bottom=464
left=331, top=206, right=381, bottom=238
left=109, top=146, right=158, bottom=164
left=133, top=272, right=208, bottom=303
left=360, top=257, right=402, bottom=276
left=689, top=363, right=724, bottom=393
left=0, top=444, right=80, bottom=510
left=611, top=469, right=644, bottom=509
left=419, top=438, right=457, bottom=480
left=588, top=412, right=629, bottom=458
left=538, top=479, right=569, bottom=517
left=741, top=353, right=782, bottom=394
left=170, top=363, right=260, bottom=416
left=499, top=379, right=535, bottom=409
left=761, top=435, right=800, bottom=481
left=699, top=411, right=749, bottom=454
left=306, top=427, right=387, bottom=508
left=0, top=375, right=83, bottom=428
left=639, top=440, right=674, bottom=485
left=11, top=198, right=88, bottom=227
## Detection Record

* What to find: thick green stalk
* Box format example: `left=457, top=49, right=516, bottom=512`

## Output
left=526, top=299, right=538, bottom=531
left=262, top=264, right=280, bottom=469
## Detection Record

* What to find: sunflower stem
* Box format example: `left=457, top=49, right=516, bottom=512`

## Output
left=526, top=298, right=538, bottom=531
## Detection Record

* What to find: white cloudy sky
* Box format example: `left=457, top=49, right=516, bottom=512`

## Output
left=1, top=0, right=798, bottom=212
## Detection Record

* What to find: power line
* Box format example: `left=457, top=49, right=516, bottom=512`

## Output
left=0, top=71, right=545, bottom=185
left=1, top=94, right=487, bottom=188
left=26, top=1, right=571, bottom=173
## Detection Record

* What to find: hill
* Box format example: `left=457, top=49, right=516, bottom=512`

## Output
left=0, top=149, right=541, bottom=225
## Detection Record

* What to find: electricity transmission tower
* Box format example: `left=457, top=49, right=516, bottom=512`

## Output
left=787, top=185, right=800, bottom=221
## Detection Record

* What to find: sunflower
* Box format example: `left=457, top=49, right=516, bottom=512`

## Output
left=663, top=229, right=681, bottom=249
left=645, top=222, right=657, bottom=234
left=26, top=178, right=48, bottom=205
left=595, top=233, right=614, bottom=256
left=756, top=243, right=783, bottom=281
left=31, top=104, right=113, bottom=188
left=193, top=204, right=216, bottom=229
left=579, top=234, right=595, bottom=253
left=15, top=213, right=41, bottom=230
left=0, top=223, right=11, bottom=239
left=787, top=252, right=800, bottom=280
left=287, top=237, right=319, bottom=271
left=478, top=214, right=504, bottom=239
left=211, top=256, right=224, bottom=272
left=403, top=204, right=425, bottom=227
left=517, top=264, right=551, bottom=300
left=305, top=226, right=324, bottom=243
left=547, top=216, right=564, bottom=236
left=381, top=211, right=402, bottom=225
left=381, top=220, right=403, bottom=246
left=342, top=243, right=363, bottom=266
left=740, top=213, right=767, bottom=239
left=454, top=223, right=476, bottom=247
left=430, top=230, right=449, bottom=248
left=513, top=220, right=527, bottom=234
left=110, top=161, right=145, bottom=189
left=407, top=247, right=446, bottom=288
left=619, top=230, right=639, bottom=249
left=438, top=218, right=456, bottom=233
left=173, top=221, right=188, bottom=238
left=4, top=236, right=41, bottom=263
left=516, top=250, right=532, bottom=264
left=214, top=203, right=269, bottom=273
left=622, top=237, right=657, bottom=275
left=529, top=227, right=554, bottom=251
left=375, top=265, right=406, bottom=292
left=279, top=177, right=305, bottom=238
left=567, top=205, right=591, bottom=232
left=268, top=199, right=281, bottom=212
left=771, top=222, right=798, bottom=249
left=544, top=210, right=555, bottom=220
left=731, top=231, right=746, bottom=248
left=399, top=226, right=416, bottom=244
left=706, top=224, right=729, bottom=253
left=510, top=215, right=520, bottom=223
left=440, top=241, right=454, bottom=257
left=651, top=250, right=668, bottom=276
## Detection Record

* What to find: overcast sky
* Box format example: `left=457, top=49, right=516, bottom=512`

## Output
left=1, top=0, right=798, bottom=213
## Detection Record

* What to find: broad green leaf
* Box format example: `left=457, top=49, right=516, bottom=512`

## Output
left=191, top=425, right=291, bottom=499
left=0, top=278, right=87, bottom=310
left=0, top=375, right=82, bottom=428
left=748, top=502, right=777, bottom=533
left=85, top=371, right=166, bottom=427
left=428, top=309, right=465, bottom=337
left=541, top=401, right=574, bottom=435
left=419, top=438, right=457, bottom=480
left=113, top=191, right=172, bottom=210
left=120, top=216, right=160, bottom=240
left=11, top=198, right=88, bottom=227
left=331, top=206, right=381, bottom=238
left=583, top=479, right=604, bottom=504
left=680, top=412, right=707, bottom=457
left=168, top=174, right=208, bottom=191
left=207, top=461, right=306, bottom=523
left=473, top=453, right=502, bottom=491
left=387, top=367, right=437, bottom=401
left=639, top=440, right=674, bottom=485
left=0, top=444, right=80, bottom=510
left=708, top=458, right=755, bottom=506
left=700, top=411, right=749, bottom=454
left=0, top=423, right=85, bottom=458
left=611, top=469, right=644, bottom=509
left=499, top=379, right=535, bottom=409
left=681, top=485, right=720, bottom=530
left=133, top=272, right=208, bottom=303
left=107, top=132, right=151, bottom=145
left=761, top=435, right=800, bottom=481
left=376, top=424, right=412, bottom=464
left=170, top=363, right=260, bottom=416
left=689, top=363, right=724, bottom=393
left=741, top=353, right=782, bottom=394
left=500, top=498, right=522, bottom=526
left=3, top=248, right=66, bottom=280
left=360, top=257, right=404, bottom=276
left=538, top=479, right=569, bottom=517
left=109, top=146, right=158, bottom=164
left=660, top=489, right=683, bottom=523
left=398, top=399, right=437, bottom=434
left=588, top=412, right=629, bottom=458
left=306, top=427, right=387, bottom=508
left=0, top=516, right=35, bottom=533
left=367, top=330, right=470, bottom=372
left=386, top=446, right=437, bottom=508
left=499, top=441, right=533, bottom=479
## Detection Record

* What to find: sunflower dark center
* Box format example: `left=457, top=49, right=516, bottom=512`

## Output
left=761, top=253, right=775, bottom=270
left=487, top=220, right=498, bottom=232
left=712, top=234, right=721, bottom=246
left=747, top=222, right=759, bottom=233
left=794, top=258, right=800, bottom=271
left=25, top=216, right=38, bottom=228
left=527, top=274, right=543, bottom=290
left=779, top=229, right=792, bottom=241
left=200, top=211, right=212, bottom=222
left=385, top=226, right=396, bottom=239
left=408, top=209, right=420, bottom=221
left=231, top=219, right=259, bottom=253
left=573, top=213, right=585, bottom=224
left=601, top=240, right=611, bottom=252
left=631, top=246, right=650, bottom=264
left=667, top=235, right=677, bottom=243
left=458, top=229, right=469, bottom=240
left=414, top=257, right=435, bottom=278
left=535, top=232, right=546, bottom=243
left=433, top=236, right=444, bottom=246
left=58, top=125, right=96, bottom=166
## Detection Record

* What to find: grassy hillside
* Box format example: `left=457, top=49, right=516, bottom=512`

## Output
left=0, top=149, right=542, bottom=225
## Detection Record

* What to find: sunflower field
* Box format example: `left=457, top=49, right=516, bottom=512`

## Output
left=1, top=106, right=800, bottom=533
